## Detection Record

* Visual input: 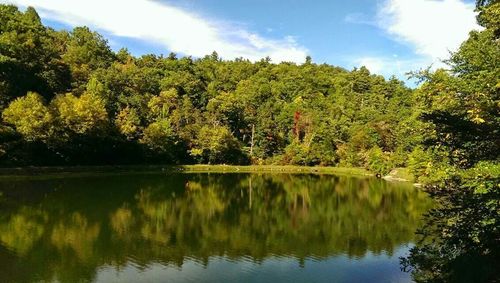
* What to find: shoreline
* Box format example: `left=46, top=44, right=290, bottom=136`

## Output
left=0, top=164, right=371, bottom=177
left=0, top=165, right=418, bottom=185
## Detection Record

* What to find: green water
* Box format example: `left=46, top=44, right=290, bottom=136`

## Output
left=0, top=172, right=432, bottom=283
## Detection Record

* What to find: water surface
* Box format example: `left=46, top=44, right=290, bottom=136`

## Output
left=0, top=172, right=431, bottom=282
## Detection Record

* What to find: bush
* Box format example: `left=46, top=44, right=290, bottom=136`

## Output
left=366, top=146, right=393, bottom=175
left=190, top=125, right=248, bottom=164
left=408, top=146, right=432, bottom=179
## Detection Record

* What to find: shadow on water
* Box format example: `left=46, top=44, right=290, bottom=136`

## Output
left=0, top=173, right=432, bottom=283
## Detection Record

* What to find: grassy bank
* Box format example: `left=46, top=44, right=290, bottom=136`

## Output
left=178, top=165, right=371, bottom=176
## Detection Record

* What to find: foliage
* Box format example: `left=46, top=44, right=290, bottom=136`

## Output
left=402, top=163, right=500, bottom=283
left=147, top=88, right=179, bottom=121
left=51, top=92, right=108, bottom=135
left=2, top=92, right=53, bottom=141
left=190, top=125, right=247, bottom=164
left=115, top=106, right=141, bottom=140
left=407, top=146, right=432, bottom=181
left=402, top=1, right=500, bottom=281
left=366, top=145, right=393, bottom=175
left=0, top=4, right=473, bottom=172
left=0, top=5, right=70, bottom=107
left=60, top=26, right=115, bottom=92
left=140, top=119, right=176, bottom=153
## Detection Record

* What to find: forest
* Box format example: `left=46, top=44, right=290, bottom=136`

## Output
left=0, top=1, right=499, bottom=282
left=0, top=3, right=427, bottom=173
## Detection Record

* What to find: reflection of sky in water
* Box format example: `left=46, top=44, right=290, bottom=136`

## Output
left=96, top=247, right=412, bottom=283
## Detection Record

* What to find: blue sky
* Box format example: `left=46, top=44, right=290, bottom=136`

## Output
left=4, top=0, right=480, bottom=82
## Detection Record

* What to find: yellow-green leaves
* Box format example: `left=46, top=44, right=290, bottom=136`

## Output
left=52, top=92, right=108, bottom=135
left=140, top=119, right=175, bottom=153
left=190, top=125, right=242, bottom=163
left=147, top=89, right=178, bottom=120
left=2, top=91, right=108, bottom=143
left=2, top=92, right=53, bottom=141
left=115, top=107, right=142, bottom=140
left=467, top=108, right=486, bottom=124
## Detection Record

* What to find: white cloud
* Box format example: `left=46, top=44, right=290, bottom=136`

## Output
left=349, top=0, right=481, bottom=83
left=3, top=0, right=308, bottom=63
left=356, top=57, right=384, bottom=74
left=353, top=56, right=430, bottom=79
left=378, top=0, right=481, bottom=61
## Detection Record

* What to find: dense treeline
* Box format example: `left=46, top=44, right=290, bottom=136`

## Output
left=0, top=4, right=420, bottom=171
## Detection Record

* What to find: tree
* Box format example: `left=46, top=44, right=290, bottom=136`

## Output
left=115, top=107, right=142, bottom=140
left=2, top=92, right=53, bottom=141
left=190, top=125, right=247, bottom=164
left=147, top=89, right=179, bottom=121
left=402, top=1, right=500, bottom=281
left=0, top=5, right=70, bottom=107
left=51, top=92, right=108, bottom=135
left=205, top=91, right=246, bottom=138
left=366, top=146, right=392, bottom=176
left=60, top=26, right=115, bottom=92
left=140, top=119, right=176, bottom=153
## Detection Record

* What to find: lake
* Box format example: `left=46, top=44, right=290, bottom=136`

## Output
left=0, top=172, right=432, bottom=283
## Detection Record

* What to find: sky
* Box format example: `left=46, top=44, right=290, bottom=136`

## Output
left=2, top=0, right=481, bottom=82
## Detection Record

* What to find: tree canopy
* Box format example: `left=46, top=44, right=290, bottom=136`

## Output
left=0, top=4, right=420, bottom=170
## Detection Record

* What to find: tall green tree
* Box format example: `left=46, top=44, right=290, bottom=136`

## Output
left=60, top=26, right=115, bottom=93
left=402, top=2, right=500, bottom=282
left=0, top=5, right=69, bottom=107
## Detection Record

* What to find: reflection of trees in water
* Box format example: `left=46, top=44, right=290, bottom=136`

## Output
left=0, top=173, right=432, bottom=282
left=51, top=212, right=101, bottom=260
left=0, top=208, right=47, bottom=255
